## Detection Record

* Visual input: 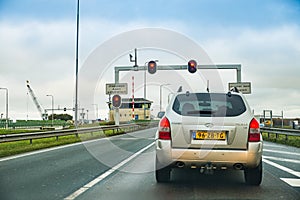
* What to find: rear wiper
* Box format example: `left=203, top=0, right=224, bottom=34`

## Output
left=187, top=110, right=216, bottom=114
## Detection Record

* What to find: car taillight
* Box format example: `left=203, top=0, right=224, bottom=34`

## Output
left=248, top=118, right=261, bottom=142
left=158, top=117, right=171, bottom=140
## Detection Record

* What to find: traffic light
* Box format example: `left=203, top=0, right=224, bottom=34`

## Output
left=148, top=60, right=157, bottom=74
left=64, top=107, right=67, bottom=112
left=188, top=59, right=197, bottom=73
left=112, top=94, right=122, bottom=108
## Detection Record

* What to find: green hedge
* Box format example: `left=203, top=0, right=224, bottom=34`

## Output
left=262, top=132, right=300, bottom=148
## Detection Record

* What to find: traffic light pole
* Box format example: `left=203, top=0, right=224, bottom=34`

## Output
left=115, top=108, right=120, bottom=125
left=44, top=108, right=74, bottom=112
left=112, top=94, right=122, bottom=125
left=113, top=64, right=241, bottom=125
left=114, top=64, right=241, bottom=83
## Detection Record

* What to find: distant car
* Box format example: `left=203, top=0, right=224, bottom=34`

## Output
left=157, top=111, right=165, bottom=119
left=259, top=123, right=265, bottom=128
left=155, top=90, right=263, bottom=185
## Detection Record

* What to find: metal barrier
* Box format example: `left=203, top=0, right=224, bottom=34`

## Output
left=260, top=127, right=300, bottom=141
left=0, top=122, right=158, bottom=144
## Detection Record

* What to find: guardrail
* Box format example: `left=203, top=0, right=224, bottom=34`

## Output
left=260, top=127, right=300, bottom=141
left=0, top=122, right=158, bottom=144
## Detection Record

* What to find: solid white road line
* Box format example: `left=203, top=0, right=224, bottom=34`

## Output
left=0, top=130, right=155, bottom=162
left=262, top=158, right=300, bottom=178
left=111, top=138, right=155, bottom=140
left=64, top=142, right=155, bottom=200
left=263, top=156, right=300, bottom=164
left=263, top=143, right=282, bottom=147
left=263, top=149, right=300, bottom=156
left=0, top=141, right=85, bottom=162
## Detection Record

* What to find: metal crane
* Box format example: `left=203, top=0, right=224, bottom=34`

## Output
left=26, top=80, right=47, bottom=120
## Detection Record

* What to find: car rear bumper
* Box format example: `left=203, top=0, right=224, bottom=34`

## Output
left=156, top=140, right=263, bottom=169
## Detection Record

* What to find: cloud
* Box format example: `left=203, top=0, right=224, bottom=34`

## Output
left=0, top=20, right=76, bottom=119
left=0, top=18, right=299, bottom=119
left=203, top=25, right=300, bottom=117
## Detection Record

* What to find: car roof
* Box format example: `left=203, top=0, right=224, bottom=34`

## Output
left=175, top=91, right=242, bottom=96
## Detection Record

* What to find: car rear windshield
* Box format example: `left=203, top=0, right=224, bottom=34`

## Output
left=172, top=93, right=246, bottom=117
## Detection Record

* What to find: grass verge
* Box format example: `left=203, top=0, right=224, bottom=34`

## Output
left=262, top=132, right=300, bottom=148
left=0, top=129, right=125, bottom=158
left=0, top=129, right=44, bottom=135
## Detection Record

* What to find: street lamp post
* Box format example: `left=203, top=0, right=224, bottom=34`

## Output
left=86, top=109, right=89, bottom=121
left=168, top=92, right=175, bottom=103
left=0, top=88, right=8, bottom=129
left=46, top=95, right=54, bottom=126
left=75, top=0, right=80, bottom=127
left=159, top=84, right=170, bottom=112
left=144, top=63, right=147, bottom=120
left=92, top=104, right=98, bottom=120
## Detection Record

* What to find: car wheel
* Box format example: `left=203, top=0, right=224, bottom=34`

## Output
left=155, top=157, right=171, bottom=183
left=244, top=159, right=263, bottom=186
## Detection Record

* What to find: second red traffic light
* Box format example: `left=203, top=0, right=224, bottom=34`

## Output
left=148, top=60, right=157, bottom=74
left=188, top=60, right=197, bottom=73
left=112, top=94, right=122, bottom=108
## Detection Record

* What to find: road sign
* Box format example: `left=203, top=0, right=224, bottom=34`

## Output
left=228, top=82, right=251, bottom=94
left=106, top=83, right=128, bottom=95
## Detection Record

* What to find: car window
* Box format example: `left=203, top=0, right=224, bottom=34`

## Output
left=172, top=93, right=246, bottom=117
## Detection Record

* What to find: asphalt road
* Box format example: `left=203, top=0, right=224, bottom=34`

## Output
left=0, top=128, right=299, bottom=200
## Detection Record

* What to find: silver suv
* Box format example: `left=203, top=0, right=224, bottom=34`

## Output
left=155, top=90, right=263, bottom=185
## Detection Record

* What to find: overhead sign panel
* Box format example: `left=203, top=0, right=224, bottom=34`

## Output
left=106, top=83, right=128, bottom=95
left=228, top=82, right=251, bottom=94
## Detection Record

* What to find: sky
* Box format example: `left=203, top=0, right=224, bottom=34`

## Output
left=0, top=0, right=300, bottom=121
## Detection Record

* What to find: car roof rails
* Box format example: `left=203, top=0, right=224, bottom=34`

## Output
left=177, top=86, right=182, bottom=92
left=230, top=87, right=240, bottom=93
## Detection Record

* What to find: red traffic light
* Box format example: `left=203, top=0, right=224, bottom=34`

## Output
left=148, top=60, right=157, bottom=74
left=188, top=60, right=197, bottom=73
left=112, top=94, right=122, bottom=108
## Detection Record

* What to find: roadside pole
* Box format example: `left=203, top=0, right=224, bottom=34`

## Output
left=115, top=108, right=120, bottom=125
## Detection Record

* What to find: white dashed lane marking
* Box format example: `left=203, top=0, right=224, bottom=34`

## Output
left=280, top=178, right=300, bottom=187
left=263, top=145, right=300, bottom=188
